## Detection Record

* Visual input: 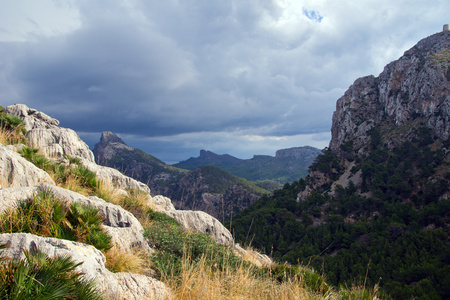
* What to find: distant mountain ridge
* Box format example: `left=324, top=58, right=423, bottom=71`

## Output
left=93, top=131, right=267, bottom=220
left=173, top=146, right=321, bottom=183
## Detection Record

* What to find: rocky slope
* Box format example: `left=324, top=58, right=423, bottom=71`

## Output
left=301, top=29, right=450, bottom=200
left=93, top=131, right=266, bottom=220
left=174, top=146, right=321, bottom=183
left=0, top=104, right=256, bottom=299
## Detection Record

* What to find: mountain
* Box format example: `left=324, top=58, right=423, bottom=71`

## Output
left=174, top=146, right=322, bottom=184
left=228, top=29, right=450, bottom=299
left=93, top=131, right=267, bottom=220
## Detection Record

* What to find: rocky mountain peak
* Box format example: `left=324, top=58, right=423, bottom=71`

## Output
left=330, top=30, right=450, bottom=152
left=93, top=131, right=133, bottom=163
left=99, top=131, right=127, bottom=146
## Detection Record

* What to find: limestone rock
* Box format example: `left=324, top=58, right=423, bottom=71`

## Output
left=151, top=195, right=176, bottom=212
left=26, top=127, right=95, bottom=162
left=5, top=104, right=95, bottom=163
left=165, top=210, right=234, bottom=246
left=0, top=233, right=170, bottom=300
left=0, top=144, right=55, bottom=189
left=4, top=104, right=59, bottom=131
left=330, top=31, right=450, bottom=152
left=80, top=158, right=151, bottom=194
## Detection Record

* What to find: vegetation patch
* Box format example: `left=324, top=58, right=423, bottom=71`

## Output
left=0, top=186, right=112, bottom=251
left=0, top=106, right=27, bottom=145
left=0, top=244, right=102, bottom=299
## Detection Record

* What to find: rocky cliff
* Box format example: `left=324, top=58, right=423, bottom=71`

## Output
left=330, top=30, right=450, bottom=152
left=300, top=29, right=450, bottom=200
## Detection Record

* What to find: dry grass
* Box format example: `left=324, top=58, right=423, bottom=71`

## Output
left=105, top=246, right=152, bottom=275
left=169, top=253, right=328, bottom=300
left=236, top=245, right=273, bottom=268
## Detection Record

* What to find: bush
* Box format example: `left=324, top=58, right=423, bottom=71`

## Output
left=0, top=186, right=112, bottom=251
left=0, top=244, right=102, bottom=299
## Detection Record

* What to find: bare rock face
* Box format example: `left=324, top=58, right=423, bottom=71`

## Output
left=0, top=144, right=55, bottom=188
left=0, top=233, right=170, bottom=300
left=330, top=31, right=450, bottom=151
left=0, top=184, right=150, bottom=252
left=165, top=210, right=234, bottom=246
left=80, top=158, right=151, bottom=194
left=4, top=104, right=95, bottom=163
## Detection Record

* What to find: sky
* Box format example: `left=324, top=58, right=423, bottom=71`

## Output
left=0, top=1, right=449, bottom=164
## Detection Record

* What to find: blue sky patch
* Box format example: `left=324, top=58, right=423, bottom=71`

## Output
left=303, top=8, right=324, bottom=23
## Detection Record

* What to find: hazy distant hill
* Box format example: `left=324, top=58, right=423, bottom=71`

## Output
left=173, top=146, right=322, bottom=184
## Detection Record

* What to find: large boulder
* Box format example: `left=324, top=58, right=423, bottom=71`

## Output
left=0, top=144, right=55, bottom=189
left=151, top=195, right=175, bottom=212
left=0, top=233, right=170, bottom=300
left=4, top=104, right=95, bottom=163
left=164, top=210, right=234, bottom=246
left=0, top=184, right=150, bottom=252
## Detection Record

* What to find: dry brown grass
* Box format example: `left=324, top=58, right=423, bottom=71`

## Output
left=105, top=246, right=152, bottom=275
left=167, top=252, right=333, bottom=300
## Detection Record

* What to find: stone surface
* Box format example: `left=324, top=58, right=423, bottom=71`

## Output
left=330, top=31, right=450, bottom=151
left=151, top=195, right=176, bottom=212
left=0, top=144, right=55, bottom=189
left=5, top=104, right=95, bottom=163
left=26, top=127, right=95, bottom=162
left=0, top=233, right=170, bottom=300
left=80, top=158, right=151, bottom=194
left=165, top=210, right=234, bottom=246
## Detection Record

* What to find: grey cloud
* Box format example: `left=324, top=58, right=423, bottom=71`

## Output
left=1, top=0, right=449, bottom=162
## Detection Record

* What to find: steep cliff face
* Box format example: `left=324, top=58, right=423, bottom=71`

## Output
left=330, top=30, right=450, bottom=152
left=298, top=30, right=450, bottom=200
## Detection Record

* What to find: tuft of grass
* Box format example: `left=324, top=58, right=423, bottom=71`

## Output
left=0, top=186, right=112, bottom=251
left=0, top=107, right=27, bottom=145
left=0, top=244, right=103, bottom=299
left=104, top=246, right=151, bottom=275
left=20, top=147, right=99, bottom=195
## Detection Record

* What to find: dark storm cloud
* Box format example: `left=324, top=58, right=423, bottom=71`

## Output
left=1, top=0, right=449, bottom=161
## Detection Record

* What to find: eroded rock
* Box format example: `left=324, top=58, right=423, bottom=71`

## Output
left=0, top=144, right=55, bottom=189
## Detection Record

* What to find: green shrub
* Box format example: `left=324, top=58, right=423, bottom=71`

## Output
left=144, top=211, right=244, bottom=282
left=0, top=244, right=102, bottom=299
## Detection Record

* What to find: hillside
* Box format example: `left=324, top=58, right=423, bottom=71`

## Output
left=93, top=131, right=267, bottom=220
left=174, top=146, right=321, bottom=184
left=228, top=29, right=450, bottom=299
left=0, top=104, right=381, bottom=299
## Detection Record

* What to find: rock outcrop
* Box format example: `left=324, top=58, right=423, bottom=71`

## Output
left=330, top=30, right=450, bottom=152
left=165, top=210, right=234, bottom=246
left=299, top=30, right=450, bottom=202
left=0, top=143, right=55, bottom=188
left=5, top=104, right=95, bottom=163
left=0, top=233, right=170, bottom=300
